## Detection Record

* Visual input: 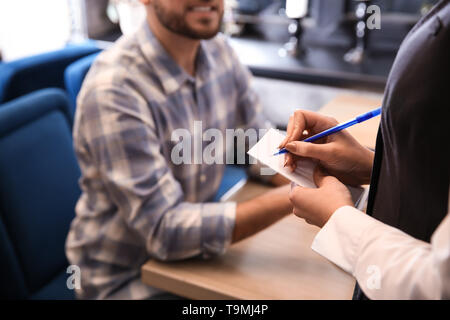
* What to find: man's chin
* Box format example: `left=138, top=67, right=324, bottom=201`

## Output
left=194, top=30, right=220, bottom=39
left=183, top=19, right=221, bottom=39
left=185, top=27, right=220, bottom=40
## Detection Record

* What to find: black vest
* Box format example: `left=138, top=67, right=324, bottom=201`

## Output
left=354, top=0, right=450, bottom=300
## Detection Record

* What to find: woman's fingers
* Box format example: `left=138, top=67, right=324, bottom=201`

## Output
left=289, top=109, right=307, bottom=144
left=289, top=185, right=307, bottom=207
left=286, top=154, right=307, bottom=172
left=279, top=115, right=294, bottom=149
left=280, top=110, right=307, bottom=149
left=284, top=153, right=296, bottom=169
left=285, top=141, right=333, bottom=162
left=313, top=165, right=333, bottom=188
left=279, top=110, right=339, bottom=149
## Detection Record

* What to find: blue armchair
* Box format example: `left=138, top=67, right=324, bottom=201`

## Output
left=0, top=44, right=101, bottom=104
left=64, top=52, right=101, bottom=113
left=0, top=88, right=81, bottom=299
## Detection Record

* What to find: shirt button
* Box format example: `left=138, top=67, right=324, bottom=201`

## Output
left=200, top=174, right=206, bottom=183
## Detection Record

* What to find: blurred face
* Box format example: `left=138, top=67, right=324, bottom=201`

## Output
left=151, top=0, right=224, bottom=39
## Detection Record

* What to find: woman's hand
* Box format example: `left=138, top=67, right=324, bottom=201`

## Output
left=279, top=109, right=375, bottom=186
left=289, top=166, right=353, bottom=228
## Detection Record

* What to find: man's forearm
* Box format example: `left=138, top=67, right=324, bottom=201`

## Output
left=232, top=186, right=292, bottom=243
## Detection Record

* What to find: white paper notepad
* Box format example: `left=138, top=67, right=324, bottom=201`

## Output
left=248, top=128, right=368, bottom=209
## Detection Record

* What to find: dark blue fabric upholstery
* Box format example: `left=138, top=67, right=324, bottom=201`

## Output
left=30, top=270, right=75, bottom=300
left=0, top=44, right=101, bottom=104
left=0, top=89, right=80, bottom=299
left=0, top=216, right=28, bottom=299
left=64, top=52, right=101, bottom=113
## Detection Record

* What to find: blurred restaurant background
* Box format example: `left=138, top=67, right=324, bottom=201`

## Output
left=0, top=0, right=439, bottom=126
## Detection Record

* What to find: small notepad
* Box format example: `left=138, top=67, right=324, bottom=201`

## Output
left=248, top=128, right=368, bottom=209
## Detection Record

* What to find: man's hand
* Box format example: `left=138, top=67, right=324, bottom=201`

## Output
left=289, top=166, right=353, bottom=228
left=279, top=110, right=374, bottom=186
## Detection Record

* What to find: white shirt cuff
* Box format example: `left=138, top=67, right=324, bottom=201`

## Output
left=311, top=205, right=376, bottom=275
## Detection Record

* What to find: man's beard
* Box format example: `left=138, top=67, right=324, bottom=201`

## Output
left=153, top=1, right=223, bottom=40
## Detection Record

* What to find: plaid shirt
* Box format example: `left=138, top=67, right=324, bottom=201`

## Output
left=65, top=23, right=270, bottom=299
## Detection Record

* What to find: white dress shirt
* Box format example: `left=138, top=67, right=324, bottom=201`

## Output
left=311, top=187, right=450, bottom=299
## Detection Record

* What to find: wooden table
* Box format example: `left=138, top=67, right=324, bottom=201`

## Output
left=318, top=95, right=382, bottom=149
left=141, top=94, right=383, bottom=300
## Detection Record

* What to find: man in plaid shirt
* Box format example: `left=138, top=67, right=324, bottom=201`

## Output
left=66, top=0, right=292, bottom=299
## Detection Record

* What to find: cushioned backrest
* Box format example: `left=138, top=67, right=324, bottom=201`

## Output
left=64, top=52, right=100, bottom=113
left=0, top=44, right=101, bottom=104
left=0, top=89, right=81, bottom=296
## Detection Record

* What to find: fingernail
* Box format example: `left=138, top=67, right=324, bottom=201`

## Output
left=285, top=142, right=295, bottom=151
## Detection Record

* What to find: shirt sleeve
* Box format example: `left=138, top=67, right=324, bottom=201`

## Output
left=76, top=86, right=236, bottom=262
left=311, top=188, right=450, bottom=299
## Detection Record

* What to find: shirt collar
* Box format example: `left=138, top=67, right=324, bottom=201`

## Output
left=196, top=40, right=215, bottom=82
left=137, top=22, right=214, bottom=95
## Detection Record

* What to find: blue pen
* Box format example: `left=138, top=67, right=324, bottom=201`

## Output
left=274, top=107, right=382, bottom=156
